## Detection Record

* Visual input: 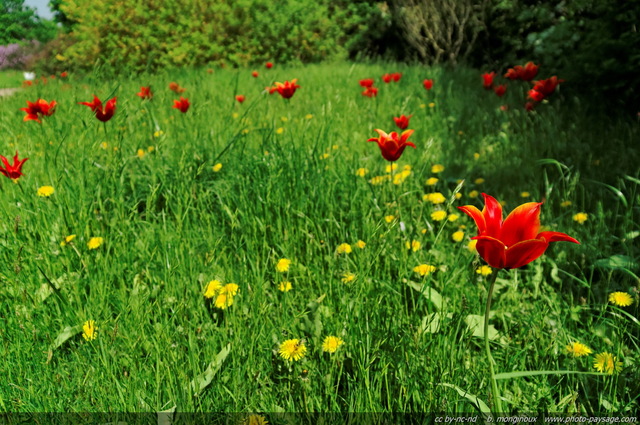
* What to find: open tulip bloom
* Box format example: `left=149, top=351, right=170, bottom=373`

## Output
left=367, top=129, right=416, bottom=162
left=21, top=99, right=57, bottom=123
left=272, top=79, right=300, bottom=99
left=0, top=151, right=28, bottom=180
left=79, top=95, right=117, bottom=122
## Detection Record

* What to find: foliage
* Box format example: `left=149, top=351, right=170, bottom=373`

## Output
left=0, top=0, right=57, bottom=45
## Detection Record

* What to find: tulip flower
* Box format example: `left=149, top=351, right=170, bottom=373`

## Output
left=265, top=62, right=273, bottom=69
left=0, top=151, right=28, bottom=180
left=525, top=101, right=536, bottom=111
left=273, top=79, right=300, bottom=99
left=251, top=71, right=259, bottom=78
left=482, top=72, right=495, bottom=89
left=362, top=86, right=378, bottom=97
left=392, top=72, right=402, bottom=82
left=20, top=99, right=56, bottom=123
left=494, top=84, right=507, bottom=97
left=136, top=86, right=153, bottom=100
left=173, top=96, right=190, bottom=113
left=169, top=82, right=185, bottom=93
left=382, top=73, right=393, bottom=83
left=423, top=79, right=433, bottom=90
left=367, top=129, right=416, bottom=162
left=528, top=89, right=545, bottom=102
left=235, top=95, right=245, bottom=103
left=393, top=114, right=412, bottom=130
left=359, top=78, right=374, bottom=88
left=458, top=193, right=579, bottom=269
left=520, top=62, right=539, bottom=81
left=60, top=71, right=68, bottom=78
left=79, top=95, right=117, bottom=122
left=531, top=76, right=563, bottom=98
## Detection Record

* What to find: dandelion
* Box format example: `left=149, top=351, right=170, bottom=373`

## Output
left=425, top=177, right=439, bottom=186
left=593, top=352, right=622, bottom=375
left=566, top=342, right=592, bottom=357
left=204, top=280, right=223, bottom=298
left=561, top=201, right=572, bottom=208
left=431, top=164, right=445, bottom=173
left=87, top=237, right=103, bottom=250
left=428, top=102, right=435, bottom=108
left=467, top=240, right=478, bottom=252
left=322, top=336, right=344, bottom=353
left=414, top=264, right=437, bottom=276
left=341, top=273, right=355, bottom=283
left=37, top=185, right=54, bottom=197
left=424, top=192, right=446, bottom=204
left=356, top=240, right=366, bottom=249
left=212, top=163, right=223, bottom=172
left=278, top=281, right=292, bottom=292
left=82, top=320, right=97, bottom=341
left=336, top=243, right=352, bottom=254
left=136, top=149, right=146, bottom=158
left=276, top=258, right=291, bottom=273
left=214, top=293, right=231, bottom=309
left=431, top=210, right=448, bottom=221
left=520, top=192, right=530, bottom=198
left=474, top=178, right=485, bottom=185
left=319, top=153, right=330, bottom=160
left=385, top=163, right=399, bottom=173
left=305, top=114, right=313, bottom=119
left=608, top=292, right=633, bottom=307
left=220, top=283, right=239, bottom=296
left=393, top=169, right=411, bottom=185
left=448, top=214, right=460, bottom=222
left=469, top=190, right=479, bottom=198
left=476, top=265, right=492, bottom=276
left=452, top=230, right=465, bottom=242
left=60, top=234, right=76, bottom=247
left=244, top=415, right=269, bottom=425
left=405, top=240, right=421, bottom=252
left=384, top=215, right=395, bottom=223
left=279, top=339, right=307, bottom=361
left=573, top=212, right=588, bottom=224
left=356, top=168, right=368, bottom=177
left=276, top=127, right=284, bottom=135
left=473, top=152, right=480, bottom=160
left=369, top=175, right=389, bottom=185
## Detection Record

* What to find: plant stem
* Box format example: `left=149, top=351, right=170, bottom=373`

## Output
left=484, top=269, right=502, bottom=412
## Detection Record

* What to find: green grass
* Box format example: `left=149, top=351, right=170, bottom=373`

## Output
left=0, top=62, right=638, bottom=414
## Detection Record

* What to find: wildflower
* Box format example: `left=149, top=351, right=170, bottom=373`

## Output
left=251, top=71, right=259, bottom=78
left=392, top=72, right=402, bottom=82
left=21, top=99, right=57, bottom=122
left=425, top=177, right=439, bottom=186
left=172, top=97, right=190, bottom=113
left=355, top=168, right=368, bottom=177
left=521, top=192, right=530, bottom=198
left=528, top=89, right=545, bottom=102
left=448, top=214, right=460, bottom=222
left=482, top=72, right=495, bottom=89
left=572, top=212, right=588, bottom=224
left=278, top=281, right=292, bottom=292
left=356, top=240, right=366, bottom=249
left=431, top=210, right=447, bottom=221
left=367, top=129, right=416, bottom=162
left=494, top=85, right=507, bottom=97
left=305, top=114, right=313, bottom=119
left=276, top=258, right=291, bottom=273
left=414, top=264, right=437, bottom=276
left=137, top=149, right=146, bottom=159
left=593, top=352, right=622, bottom=375
left=384, top=215, right=395, bottom=223
left=204, top=280, right=223, bottom=298
left=336, top=243, right=352, bottom=254
left=212, top=163, right=223, bottom=172
left=431, top=164, right=445, bottom=173
left=476, top=265, right=492, bottom=276
left=275, top=127, right=284, bottom=135
left=87, top=237, right=104, bottom=250
left=272, top=79, right=300, bottom=99
left=322, top=336, right=344, bottom=353
left=424, top=192, right=446, bottom=204
left=566, top=342, right=592, bottom=357
left=405, top=240, right=421, bottom=252
left=458, top=193, right=579, bottom=269
left=469, top=190, right=479, bottom=198
left=393, top=169, right=411, bottom=185
left=244, top=415, right=268, bottom=425
left=423, top=79, right=433, bottom=90
left=385, top=164, right=398, bottom=173
left=393, top=114, right=412, bottom=130
left=265, top=62, right=273, bottom=69
left=235, top=95, right=245, bottom=103
left=279, top=339, right=306, bottom=361
left=37, top=185, right=54, bottom=197
left=382, top=73, right=393, bottom=83
left=82, top=320, right=97, bottom=341
left=468, top=239, right=478, bottom=252
left=428, top=102, right=435, bottom=108
left=79, top=95, right=117, bottom=122
left=362, top=86, right=378, bottom=97
left=452, top=230, right=465, bottom=242
left=136, top=86, right=153, bottom=100
left=169, top=82, right=185, bottom=93
left=525, top=102, right=536, bottom=112
left=530, top=76, right=563, bottom=101
left=608, top=292, right=633, bottom=307
left=0, top=152, right=28, bottom=180
left=341, top=273, right=355, bottom=283
left=369, top=175, right=389, bottom=185
left=359, top=78, right=374, bottom=88
left=561, top=201, right=572, bottom=208
left=214, top=283, right=239, bottom=309
left=474, top=178, right=485, bottom=184
left=504, top=62, right=538, bottom=81
left=60, top=234, right=76, bottom=247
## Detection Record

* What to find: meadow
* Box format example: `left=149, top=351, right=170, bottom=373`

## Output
left=0, top=62, right=638, bottom=415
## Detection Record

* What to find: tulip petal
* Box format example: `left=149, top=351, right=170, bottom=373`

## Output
left=504, top=238, right=549, bottom=269
left=458, top=205, right=486, bottom=234
left=537, top=231, right=580, bottom=245
left=481, top=193, right=503, bottom=237
left=501, top=202, right=542, bottom=247
left=475, top=236, right=507, bottom=269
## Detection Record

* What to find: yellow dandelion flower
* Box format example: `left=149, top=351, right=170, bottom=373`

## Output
left=37, top=185, right=55, bottom=197
left=420, top=228, right=427, bottom=234
left=87, top=237, right=103, bottom=250
left=467, top=239, right=478, bottom=252
left=332, top=144, right=339, bottom=150
left=474, top=178, right=485, bottom=184
left=405, top=240, right=421, bottom=252
left=573, top=212, right=588, bottom=224
left=305, top=114, right=313, bottom=119
left=356, top=240, right=366, bottom=249
left=608, top=292, right=633, bottom=307
left=336, top=243, right=352, bottom=254
left=153, top=130, right=164, bottom=138
left=242, top=129, right=250, bottom=135
left=469, top=190, right=479, bottom=198
left=426, top=192, right=446, bottom=204
left=244, top=414, right=269, bottom=425
left=520, top=191, right=530, bottom=198
left=60, top=234, right=76, bottom=247
left=593, top=352, right=623, bottom=375
left=448, top=213, right=460, bottom=222
left=82, top=320, right=97, bottom=341
left=319, top=153, right=330, bottom=160
left=204, top=280, right=223, bottom=298
left=136, top=149, right=146, bottom=158
left=403, top=165, right=412, bottom=171
left=476, top=265, right=492, bottom=276
left=278, top=281, right=292, bottom=292
left=414, top=264, right=437, bottom=276
left=355, top=168, right=368, bottom=177
left=147, top=146, right=155, bottom=153
left=385, top=163, right=399, bottom=173
left=455, top=193, right=462, bottom=199
left=276, top=127, right=284, bottom=135
left=214, top=293, right=233, bottom=309
left=341, top=273, right=355, bottom=283
left=384, top=215, right=395, bottom=223
left=280, top=116, right=288, bottom=122
left=561, top=200, right=572, bottom=208
left=220, top=283, right=239, bottom=296
left=279, top=339, right=307, bottom=361
left=419, top=103, right=426, bottom=108
left=431, top=164, right=445, bottom=173
left=452, top=230, right=465, bottom=242
left=369, top=175, right=389, bottom=185
left=393, top=169, right=411, bottom=185
left=428, top=102, right=435, bottom=108
left=431, top=210, right=448, bottom=221
left=100, top=142, right=109, bottom=150
left=276, top=258, right=291, bottom=273
left=473, top=152, right=480, bottom=160
left=212, top=163, right=223, bottom=172
left=322, top=336, right=344, bottom=353
left=232, top=112, right=239, bottom=119
left=566, top=341, right=592, bottom=357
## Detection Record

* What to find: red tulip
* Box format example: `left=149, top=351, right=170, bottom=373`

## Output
left=367, top=129, right=416, bottom=162
left=494, top=84, right=507, bottom=97
left=531, top=76, right=563, bottom=98
left=528, top=89, right=545, bottom=102
left=235, top=95, right=245, bottom=103
left=251, top=71, right=259, bottom=78
left=393, top=114, right=412, bottom=130
left=136, top=86, right=153, bottom=100
left=273, top=79, right=300, bottom=99
left=0, top=151, right=28, bottom=180
left=423, top=79, right=433, bottom=90
left=20, top=99, right=56, bottom=123
left=79, top=95, right=117, bottom=122
left=169, top=82, right=185, bottom=93
left=482, top=72, right=495, bottom=89
left=504, top=66, right=522, bottom=80
left=382, top=73, right=393, bottom=83
left=22, top=80, right=33, bottom=87
left=265, top=62, right=273, bottom=69
left=173, top=96, right=190, bottom=113
left=362, top=86, right=378, bottom=97
left=520, top=62, right=539, bottom=81
left=525, top=101, right=536, bottom=111
left=359, top=78, right=374, bottom=88
left=60, top=71, right=68, bottom=78
left=458, top=193, right=579, bottom=269
left=392, top=72, right=402, bottom=82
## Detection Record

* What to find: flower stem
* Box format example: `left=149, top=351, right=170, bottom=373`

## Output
left=484, top=269, right=502, bottom=412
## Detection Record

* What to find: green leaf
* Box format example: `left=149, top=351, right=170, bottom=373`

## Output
left=418, top=312, right=453, bottom=335
left=407, top=281, right=444, bottom=310
left=464, top=314, right=500, bottom=341
left=190, top=343, right=231, bottom=397
left=438, top=383, right=491, bottom=414
left=594, top=254, right=638, bottom=271
left=51, top=325, right=82, bottom=350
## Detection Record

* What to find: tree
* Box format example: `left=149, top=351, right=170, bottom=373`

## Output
left=0, top=0, right=57, bottom=44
